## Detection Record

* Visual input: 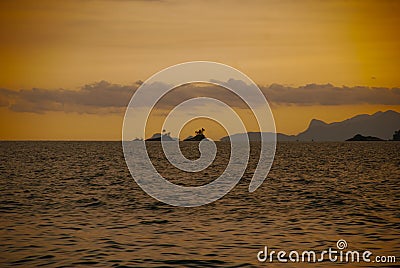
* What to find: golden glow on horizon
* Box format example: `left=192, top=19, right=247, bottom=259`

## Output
left=0, top=0, right=399, bottom=140
left=1, top=105, right=399, bottom=140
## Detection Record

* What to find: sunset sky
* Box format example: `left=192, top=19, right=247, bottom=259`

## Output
left=0, top=0, right=399, bottom=140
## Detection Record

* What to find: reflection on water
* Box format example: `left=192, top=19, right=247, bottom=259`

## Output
left=0, top=142, right=399, bottom=267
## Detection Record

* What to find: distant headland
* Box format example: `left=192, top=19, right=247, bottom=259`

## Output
left=220, top=110, right=400, bottom=142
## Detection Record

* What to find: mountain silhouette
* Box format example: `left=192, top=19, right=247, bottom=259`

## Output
left=220, top=110, right=400, bottom=142
left=296, top=110, right=400, bottom=141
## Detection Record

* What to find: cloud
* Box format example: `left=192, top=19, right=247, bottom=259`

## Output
left=0, top=80, right=399, bottom=114
left=264, top=83, right=400, bottom=106
left=0, top=89, right=12, bottom=107
left=0, top=81, right=139, bottom=114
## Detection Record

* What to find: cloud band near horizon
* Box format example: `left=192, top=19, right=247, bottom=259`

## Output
left=0, top=80, right=399, bottom=114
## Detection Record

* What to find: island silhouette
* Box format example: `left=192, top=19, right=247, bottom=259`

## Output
left=346, top=134, right=383, bottom=141
left=144, top=128, right=207, bottom=141
left=183, top=128, right=206, bottom=141
left=145, top=130, right=174, bottom=141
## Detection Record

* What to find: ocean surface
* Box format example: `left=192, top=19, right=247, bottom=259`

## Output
left=0, top=141, right=399, bottom=267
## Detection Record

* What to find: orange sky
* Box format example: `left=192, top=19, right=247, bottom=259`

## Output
left=0, top=0, right=399, bottom=140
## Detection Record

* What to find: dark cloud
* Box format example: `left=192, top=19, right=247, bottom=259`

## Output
left=0, top=81, right=399, bottom=114
left=264, top=83, right=400, bottom=106
left=0, top=89, right=12, bottom=107
left=0, top=81, right=138, bottom=114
